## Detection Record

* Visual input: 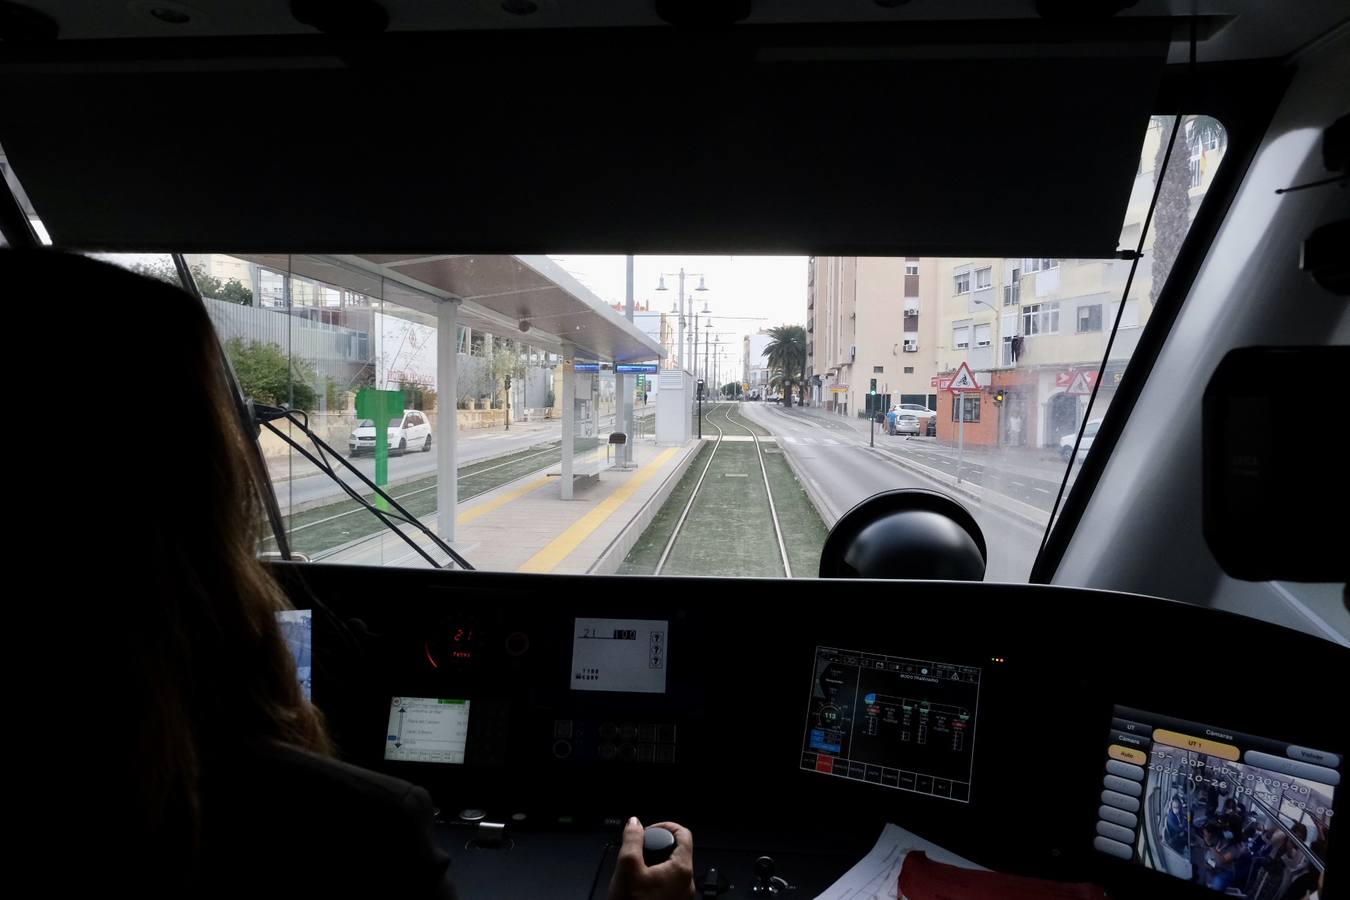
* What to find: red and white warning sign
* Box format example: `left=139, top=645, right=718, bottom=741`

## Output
left=948, top=362, right=981, bottom=392
left=1064, top=370, right=1095, bottom=395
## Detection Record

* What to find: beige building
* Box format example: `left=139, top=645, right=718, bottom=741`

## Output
left=932, top=117, right=1227, bottom=448
left=807, top=256, right=939, bottom=416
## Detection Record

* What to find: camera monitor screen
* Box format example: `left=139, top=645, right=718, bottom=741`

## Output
left=1095, top=705, right=1339, bottom=897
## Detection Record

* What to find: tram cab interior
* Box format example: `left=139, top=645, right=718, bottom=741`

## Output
left=2, top=1, right=1347, bottom=898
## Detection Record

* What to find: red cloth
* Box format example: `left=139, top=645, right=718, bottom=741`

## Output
left=898, top=851, right=1109, bottom=900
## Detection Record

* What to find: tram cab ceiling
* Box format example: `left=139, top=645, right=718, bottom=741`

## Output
left=3, top=2, right=1320, bottom=257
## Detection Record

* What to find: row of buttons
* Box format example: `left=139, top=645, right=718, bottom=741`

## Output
left=552, top=739, right=677, bottom=763
left=1095, top=741, right=1147, bottom=861
left=801, top=752, right=971, bottom=802
left=553, top=720, right=678, bottom=743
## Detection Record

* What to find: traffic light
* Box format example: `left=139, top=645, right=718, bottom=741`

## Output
left=993, top=389, right=1005, bottom=405
left=869, top=378, right=877, bottom=394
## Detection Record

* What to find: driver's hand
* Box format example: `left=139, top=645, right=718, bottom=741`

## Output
left=607, top=817, right=695, bottom=900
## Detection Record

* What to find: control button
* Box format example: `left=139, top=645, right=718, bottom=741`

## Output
left=638, top=744, right=656, bottom=763
left=815, top=756, right=833, bottom=774
left=1244, top=750, right=1341, bottom=787
left=638, top=723, right=657, bottom=743
left=1098, top=805, right=1138, bottom=829
left=1103, top=774, right=1142, bottom=797
left=505, top=631, right=530, bottom=656
left=1108, top=744, right=1147, bottom=766
left=1288, top=746, right=1341, bottom=768
left=881, top=769, right=900, bottom=788
left=476, top=821, right=508, bottom=848
left=598, top=743, right=617, bottom=761
left=865, top=765, right=883, bottom=783
left=1111, top=732, right=1151, bottom=751
left=459, top=808, right=487, bottom=823
left=554, top=720, right=573, bottom=739
left=1093, top=836, right=1134, bottom=861
left=657, top=745, right=676, bottom=764
left=643, top=826, right=676, bottom=867
left=552, top=739, right=573, bottom=760
left=933, top=778, right=952, bottom=797
left=1110, top=717, right=1152, bottom=736
left=898, top=771, right=917, bottom=791
left=951, top=781, right=970, bottom=803
left=1152, top=729, right=1239, bottom=761
left=619, top=743, right=638, bottom=762
left=600, top=722, right=619, bottom=740
left=620, top=724, right=638, bottom=741
left=1096, top=820, right=1135, bottom=844
left=1106, top=759, right=1146, bottom=782
left=511, top=812, right=528, bottom=823
left=658, top=724, right=677, bottom=743
left=1101, top=790, right=1140, bottom=813
left=915, top=774, right=934, bottom=794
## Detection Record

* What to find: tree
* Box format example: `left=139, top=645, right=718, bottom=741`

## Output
left=762, top=324, right=808, bottom=407
left=127, top=259, right=254, bottom=304
left=721, top=382, right=743, bottom=399
left=488, top=340, right=528, bottom=430
left=1150, top=115, right=1223, bottom=304
left=224, top=337, right=318, bottom=411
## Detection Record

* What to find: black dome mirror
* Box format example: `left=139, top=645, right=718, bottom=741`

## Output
left=818, top=489, right=987, bottom=580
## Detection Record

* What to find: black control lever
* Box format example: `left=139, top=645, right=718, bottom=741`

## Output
left=698, top=867, right=731, bottom=897
left=750, top=856, right=794, bottom=895
left=642, top=826, right=676, bottom=866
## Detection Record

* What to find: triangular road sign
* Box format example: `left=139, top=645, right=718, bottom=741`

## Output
left=949, top=361, right=981, bottom=392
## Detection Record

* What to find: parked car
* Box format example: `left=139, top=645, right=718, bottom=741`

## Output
left=893, top=412, right=921, bottom=436
left=898, top=403, right=937, bottom=436
left=349, top=410, right=433, bottom=456
left=1059, top=418, right=1102, bottom=463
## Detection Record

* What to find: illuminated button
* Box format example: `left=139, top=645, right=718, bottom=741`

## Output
left=1108, top=744, right=1147, bottom=765
left=1096, top=821, right=1135, bottom=844
left=1098, top=806, right=1137, bottom=829
left=1093, top=836, right=1133, bottom=861
left=1151, top=729, right=1239, bottom=761
left=1106, top=759, right=1146, bottom=782
left=1103, top=775, right=1142, bottom=797
left=815, top=756, right=834, bottom=774
left=1102, top=790, right=1140, bottom=813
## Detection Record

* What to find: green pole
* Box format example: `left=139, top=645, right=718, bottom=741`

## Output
left=356, top=388, right=405, bottom=511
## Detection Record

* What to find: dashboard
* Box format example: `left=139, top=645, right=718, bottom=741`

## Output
left=268, top=563, right=1346, bottom=899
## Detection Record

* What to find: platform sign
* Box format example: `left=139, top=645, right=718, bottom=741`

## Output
left=615, top=363, right=658, bottom=374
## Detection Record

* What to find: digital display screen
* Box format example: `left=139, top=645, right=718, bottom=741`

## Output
left=570, top=617, right=668, bottom=694
left=276, top=609, right=312, bottom=702
left=800, top=646, right=981, bottom=803
left=1095, top=705, right=1339, bottom=896
left=384, top=697, right=471, bottom=764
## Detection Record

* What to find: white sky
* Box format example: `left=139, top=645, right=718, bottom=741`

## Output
left=549, top=255, right=808, bottom=376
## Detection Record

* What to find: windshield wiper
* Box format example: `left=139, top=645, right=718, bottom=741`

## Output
left=251, top=403, right=473, bottom=570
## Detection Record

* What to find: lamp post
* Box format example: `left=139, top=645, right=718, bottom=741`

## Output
left=654, top=268, right=708, bottom=374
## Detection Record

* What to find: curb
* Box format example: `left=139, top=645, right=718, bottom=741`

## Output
left=585, top=440, right=707, bottom=575
left=773, top=439, right=842, bottom=528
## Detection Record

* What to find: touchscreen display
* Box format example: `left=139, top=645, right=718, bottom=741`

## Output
left=384, top=697, right=470, bottom=764
left=276, top=609, right=312, bottom=701
left=800, top=646, right=981, bottom=803
left=571, top=617, right=668, bottom=694
left=1095, top=705, right=1339, bottom=896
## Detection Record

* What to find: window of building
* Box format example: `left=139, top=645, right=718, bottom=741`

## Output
left=1023, top=258, right=1059, bottom=274
left=1077, top=304, right=1103, bottom=333
left=1022, top=302, right=1060, bottom=336
left=975, top=267, right=992, bottom=290
left=954, top=271, right=971, bottom=295
left=905, top=263, right=919, bottom=276
left=974, top=323, right=992, bottom=347
left=904, top=367, right=914, bottom=374
left=951, top=395, right=980, bottom=423
left=952, top=319, right=971, bottom=349
left=872, top=365, right=884, bottom=373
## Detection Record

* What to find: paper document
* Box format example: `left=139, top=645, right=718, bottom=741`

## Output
left=813, top=823, right=984, bottom=900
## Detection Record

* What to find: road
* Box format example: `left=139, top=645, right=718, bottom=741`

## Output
left=268, top=407, right=648, bottom=514
left=738, top=403, right=1048, bottom=583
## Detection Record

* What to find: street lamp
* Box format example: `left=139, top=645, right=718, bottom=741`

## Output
left=971, top=296, right=1001, bottom=369
left=654, top=267, right=708, bottom=374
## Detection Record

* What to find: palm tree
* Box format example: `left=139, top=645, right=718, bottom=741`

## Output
left=762, top=324, right=807, bottom=407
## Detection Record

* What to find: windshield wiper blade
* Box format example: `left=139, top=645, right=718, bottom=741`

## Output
left=252, top=403, right=473, bottom=570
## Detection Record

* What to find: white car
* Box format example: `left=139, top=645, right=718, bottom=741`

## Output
left=1059, top=419, right=1102, bottom=463
left=898, top=403, right=937, bottom=435
left=349, top=410, right=432, bottom=456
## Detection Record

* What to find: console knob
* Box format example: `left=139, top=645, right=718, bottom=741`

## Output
left=643, top=826, right=677, bottom=866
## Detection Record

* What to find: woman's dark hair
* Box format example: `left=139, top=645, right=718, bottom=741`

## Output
left=12, top=252, right=331, bottom=876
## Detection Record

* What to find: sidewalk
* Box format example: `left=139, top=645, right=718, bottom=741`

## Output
left=321, top=435, right=699, bottom=574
